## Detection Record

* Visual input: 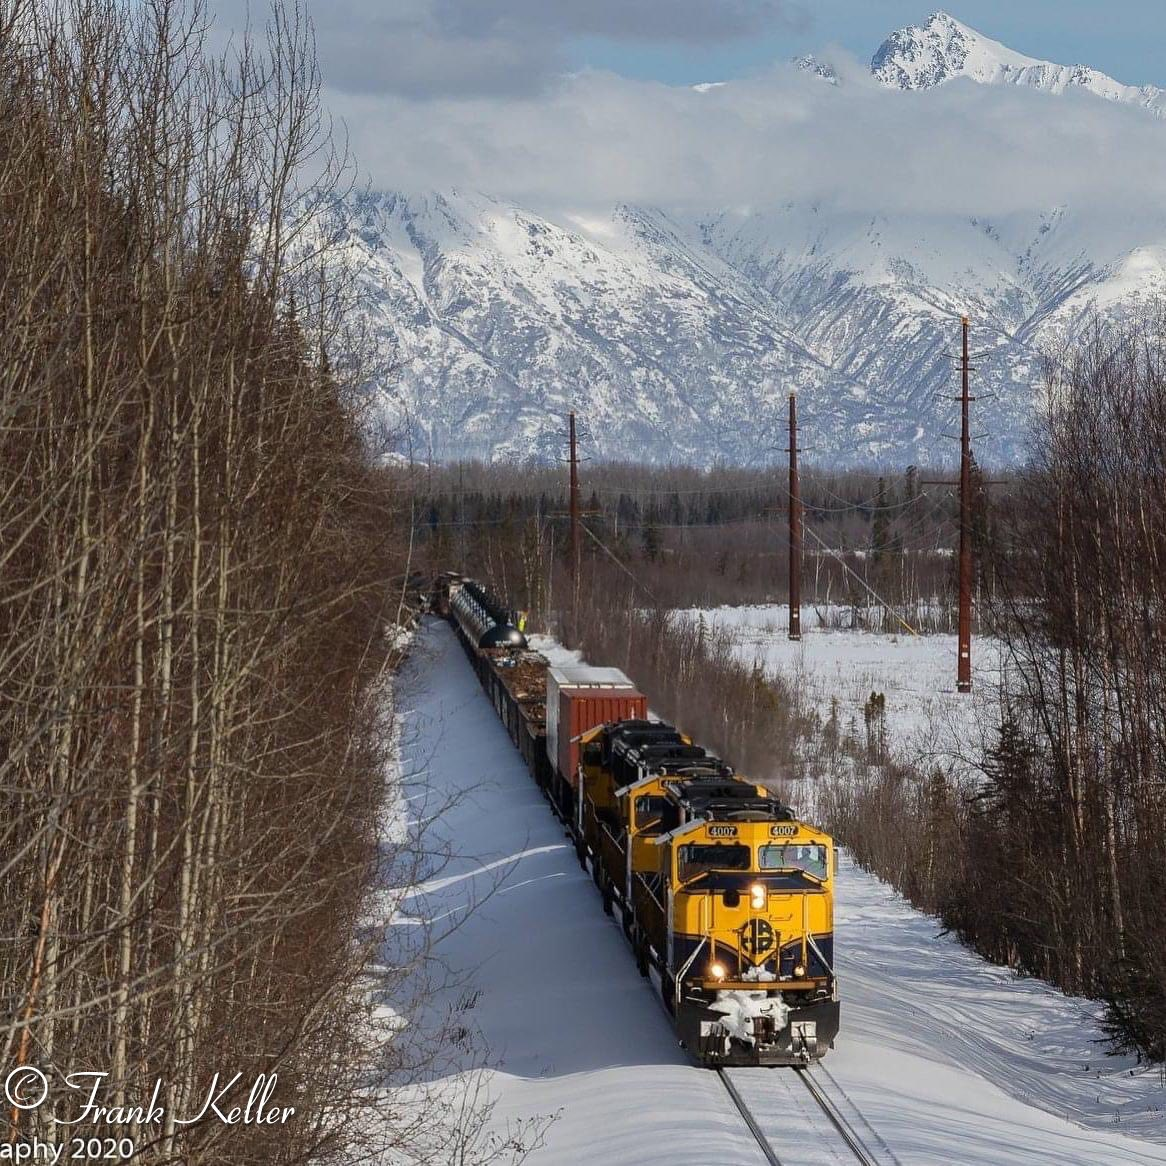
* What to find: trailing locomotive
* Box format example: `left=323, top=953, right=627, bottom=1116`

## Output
left=437, top=575, right=839, bottom=1068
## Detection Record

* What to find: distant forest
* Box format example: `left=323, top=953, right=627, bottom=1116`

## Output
left=413, top=459, right=1012, bottom=621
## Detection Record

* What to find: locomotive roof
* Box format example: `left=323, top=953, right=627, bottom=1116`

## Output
left=697, top=800, right=795, bottom=822
left=650, top=762, right=733, bottom=779
left=626, top=743, right=707, bottom=762
left=609, top=724, right=681, bottom=747
left=667, top=778, right=795, bottom=819
left=609, top=733, right=687, bottom=760
left=671, top=778, right=752, bottom=795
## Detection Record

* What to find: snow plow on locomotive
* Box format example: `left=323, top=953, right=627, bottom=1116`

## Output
left=438, top=574, right=839, bottom=1067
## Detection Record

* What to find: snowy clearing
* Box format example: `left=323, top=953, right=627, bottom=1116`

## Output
left=389, top=618, right=1166, bottom=1165
left=678, top=604, right=1006, bottom=774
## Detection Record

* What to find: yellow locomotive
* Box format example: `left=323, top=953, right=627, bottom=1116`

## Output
left=579, top=720, right=839, bottom=1066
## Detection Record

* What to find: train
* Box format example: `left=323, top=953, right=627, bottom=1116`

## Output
left=435, top=572, right=840, bottom=1068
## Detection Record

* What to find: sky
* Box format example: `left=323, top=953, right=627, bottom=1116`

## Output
left=206, top=1, right=1166, bottom=228
left=568, top=2, right=1166, bottom=92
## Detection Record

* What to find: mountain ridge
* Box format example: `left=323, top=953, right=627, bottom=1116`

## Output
left=331, top=15, right=1166, bottom=467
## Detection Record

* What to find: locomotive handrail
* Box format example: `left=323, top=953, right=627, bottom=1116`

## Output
left=806, top=933, right=835, bottom=979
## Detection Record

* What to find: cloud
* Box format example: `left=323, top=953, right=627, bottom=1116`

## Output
left=329, top=56, right=1166, bottom=237
left=207, top=3, right=1166, bottom=242
left=432, top=0, right=809, bottom=43
left=211, top=0, right=807, bottom=99
left=311, top=10, right=557, bottom=99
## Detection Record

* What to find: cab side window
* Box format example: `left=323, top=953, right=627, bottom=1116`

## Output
left=635, top=795, right=673, bottom=835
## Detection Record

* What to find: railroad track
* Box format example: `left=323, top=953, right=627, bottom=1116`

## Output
left=719, top=1068, right=785, bottom=1166
left=718, top=1066, right=898, bottom=1166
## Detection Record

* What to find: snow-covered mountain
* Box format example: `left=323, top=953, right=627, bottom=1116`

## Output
left=872, top=11, right=1166, bottom=116
left=331, top=14, right=1166, bottom=467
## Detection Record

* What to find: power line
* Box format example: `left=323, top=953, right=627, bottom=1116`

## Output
left=800, top=521, right=920, bottom=637
left=580, top=522, right=658, bottom=603
left=801, top=493, right=925, bottom=516
left=583, top=482, right=931, bottom=513
left=416, top=501, right=950, bottom=537
left=585, top=482, right=773, bottom=498
left=415, top=516, right=529, bottom=528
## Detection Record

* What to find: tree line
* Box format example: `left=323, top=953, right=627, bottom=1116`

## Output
left=0, top=3, right=503, bottom=1163
left=416, top=459, right=1007, bottom=621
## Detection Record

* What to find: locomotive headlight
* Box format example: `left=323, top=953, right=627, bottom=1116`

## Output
left=750, top=882, right=767, bottom=910
left=793, top=963, right=806, bottom=978
left=709, top=962, right=727, bottom=981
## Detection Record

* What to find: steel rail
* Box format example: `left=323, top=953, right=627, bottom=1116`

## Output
left=718, top=1070, right=786, bottom=1166
left=794, top=1067, right=880, bottom=1166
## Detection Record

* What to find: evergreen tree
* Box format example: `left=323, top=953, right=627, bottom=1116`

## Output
left=642, top=520, right=661, bottom=562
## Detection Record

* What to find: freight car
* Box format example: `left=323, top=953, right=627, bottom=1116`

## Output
left=450, top=578, right=527, bottom=651
left=438, top=576, right=839, bottom=1067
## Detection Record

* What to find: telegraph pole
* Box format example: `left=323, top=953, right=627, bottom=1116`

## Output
left=957, top=316, right=973, bottom=694
left=788, top=391, right=802, bottom=642
left=569, top=410, right=581, bottom=583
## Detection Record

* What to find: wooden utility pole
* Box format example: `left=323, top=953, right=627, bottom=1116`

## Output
left=957, top=316, right=973, bottom=693
left=788, top=391, right=802, bottom=642
left=569, top=410, right=581, bottom=583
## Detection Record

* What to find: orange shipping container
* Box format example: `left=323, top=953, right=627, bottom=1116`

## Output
left=557, top=687, right=647, bottom=788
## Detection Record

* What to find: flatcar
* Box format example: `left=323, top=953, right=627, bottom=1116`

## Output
left=436, top=575, right=839, bottom=1067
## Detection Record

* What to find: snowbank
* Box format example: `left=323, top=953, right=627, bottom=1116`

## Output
left=386, top=618, right=1166, bottom=1165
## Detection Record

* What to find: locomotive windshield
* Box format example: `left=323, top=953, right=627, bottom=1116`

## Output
left=678, top=843, right=751, bottom=882
left=760, top=843, right=828, bottom=880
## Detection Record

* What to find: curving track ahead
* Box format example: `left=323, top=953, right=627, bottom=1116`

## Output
left=718, top=1066, right=900, bottom=1166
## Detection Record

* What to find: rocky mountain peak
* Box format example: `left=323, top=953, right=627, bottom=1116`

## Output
left=872, top=11, right=1037, bottom=91
left=871, top=11, right=1166, bottom=116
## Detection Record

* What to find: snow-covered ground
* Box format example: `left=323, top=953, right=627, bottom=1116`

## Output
left=390, top=618, right=1166, bottom=1165
left=678, top=604, right=1005, bottom=774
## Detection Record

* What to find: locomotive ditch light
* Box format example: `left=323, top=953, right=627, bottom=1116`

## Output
left=709, top=962, right=727, bottom=981
left=794, top=963, right=806, bottom=978
left=750, top=882, right=767, bottom=910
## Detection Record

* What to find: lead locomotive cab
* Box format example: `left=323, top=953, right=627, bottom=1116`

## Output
left=657, top=815, right=840, bottom=1066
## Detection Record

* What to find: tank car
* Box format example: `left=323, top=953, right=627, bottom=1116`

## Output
left=450, top=580, right=528, bottom=651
